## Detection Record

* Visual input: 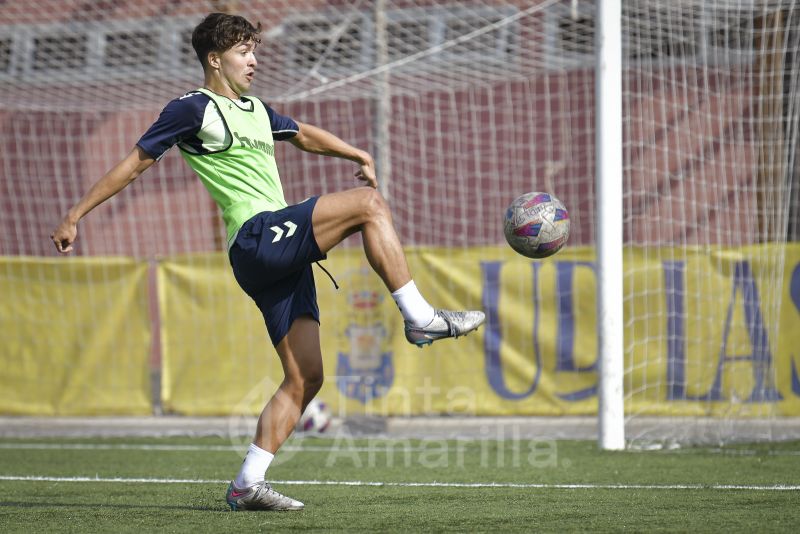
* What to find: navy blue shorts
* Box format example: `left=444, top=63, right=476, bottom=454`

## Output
left=228, top=197, right=325, bottom=346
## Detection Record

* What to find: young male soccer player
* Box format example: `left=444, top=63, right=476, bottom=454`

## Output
left=51, top=13, right=484, bottom=511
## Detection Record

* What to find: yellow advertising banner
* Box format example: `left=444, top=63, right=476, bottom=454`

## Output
left=6, top=245, right=797, bottom=417
left=157, top=253, right=286, bottom=415
left=157, top=244, right=800, bottom=417
left=0, top=257, right=152, bottom=415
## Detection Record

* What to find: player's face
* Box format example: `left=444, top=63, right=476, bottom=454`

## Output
left=218, top=40, right=258, bottom=96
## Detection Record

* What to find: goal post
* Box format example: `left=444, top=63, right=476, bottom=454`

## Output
left=595, top=0, right=625, bottom=451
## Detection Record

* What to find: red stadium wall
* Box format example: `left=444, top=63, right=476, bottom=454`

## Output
left=0, top=68, right=759, bottom=257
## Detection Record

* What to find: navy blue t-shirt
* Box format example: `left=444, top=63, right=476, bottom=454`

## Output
left=137, top=90, right=299, bottom=160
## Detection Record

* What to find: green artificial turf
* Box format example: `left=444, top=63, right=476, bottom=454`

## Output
left=0, top=436, right=797, bottom=532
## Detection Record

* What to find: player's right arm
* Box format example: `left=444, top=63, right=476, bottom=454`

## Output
left=51, top=91, right=206, bottom=254
left=51, top=146, right=155, bottom=254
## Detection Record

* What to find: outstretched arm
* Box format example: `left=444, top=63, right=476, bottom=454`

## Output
left=51, top=146, right=156, bottom=253
left=288, top=121, right=377, bottom=189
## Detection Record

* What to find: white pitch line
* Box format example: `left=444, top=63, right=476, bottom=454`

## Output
left=3, top=442, right=799, bottom=456
left=0, top=443, right=240, bottom=451
left=0, top=443, right=431, bottom=453
left=0, top=475, right=798, bottom=491
left=0, top=475, right=227, bottom=484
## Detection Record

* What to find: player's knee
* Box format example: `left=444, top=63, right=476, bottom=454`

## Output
left=303, top=368, right=324, bottom=395
left=287, top=366, right=323, bottom=390
left=362, top=187, right=389, bottom=221
left=295, top=373, right=323, bottom=406
left=283, top=370, right=323, bottom=400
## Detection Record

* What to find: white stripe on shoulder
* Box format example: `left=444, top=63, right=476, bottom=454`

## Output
left=196, top=100, right=231, bottom=152
left=179, top=90, right=204, bottom=100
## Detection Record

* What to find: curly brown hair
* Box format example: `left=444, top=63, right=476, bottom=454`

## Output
left=192, top=13, right=262, bottom=69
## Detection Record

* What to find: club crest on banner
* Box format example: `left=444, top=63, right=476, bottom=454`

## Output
left=336, top=266, right=394, bottom=403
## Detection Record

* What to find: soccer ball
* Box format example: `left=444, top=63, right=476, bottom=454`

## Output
left=298, top=398, right=332, bottom=433
left=503, top=192, right=570, bottom=259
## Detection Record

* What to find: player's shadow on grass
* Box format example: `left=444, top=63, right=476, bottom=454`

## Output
left=0, top=500, right=226, bottom=512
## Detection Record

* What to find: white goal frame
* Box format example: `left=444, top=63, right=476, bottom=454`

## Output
left=595, top=0, right=626, bottom=451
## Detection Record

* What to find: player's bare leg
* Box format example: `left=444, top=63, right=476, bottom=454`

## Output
left=312, top=187, right=410, bottom=291
left=312, top=187, right=485, bottom=346
left=227, top=316, right=321, bottom=511
left=256, top=316, right=323, bottom=452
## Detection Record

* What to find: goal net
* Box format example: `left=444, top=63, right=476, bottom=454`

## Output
left=1, top=0, right=798, bottom=445
left=617, top=0, right=800, bottom=446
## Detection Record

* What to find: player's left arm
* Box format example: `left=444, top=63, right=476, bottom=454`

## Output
left=288, top=121, right=377, bottom=189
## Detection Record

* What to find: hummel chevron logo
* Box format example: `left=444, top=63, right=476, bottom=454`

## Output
left=270, top=221, right=297, bottom=243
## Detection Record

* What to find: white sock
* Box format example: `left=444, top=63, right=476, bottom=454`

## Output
left=234, top=443, right=274, bottom=489
left=391, top=280, right=435, bottom=327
